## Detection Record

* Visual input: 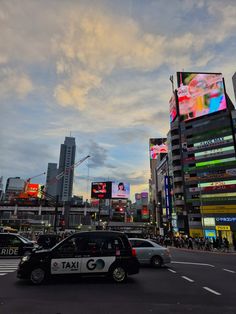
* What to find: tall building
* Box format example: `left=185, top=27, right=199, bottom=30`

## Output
left=168, top=71, right=236, bottom=245
left=57, top=137, right=76, bottom=202
left=149, top=138, right=168, bottom=226
left=45, top=163, right=58, bottom=199
left=5, top=177, right=25, bottom=201
left=0, top=176, right=4, bottom=201
left=232, top=72, right=236, bottom=102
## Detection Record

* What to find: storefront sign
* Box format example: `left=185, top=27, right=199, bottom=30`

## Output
left=216, top=217, right=236, bottom=222
left=204, top=230, right=216, bottom=238
left=215, top=225, right=231, bottom=231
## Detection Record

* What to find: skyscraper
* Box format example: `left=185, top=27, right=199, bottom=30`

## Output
left=5, top=177, right=25, bottom=201
left=57, top=137, right=76, bottom=202
left=45, top=163, right=58, bottom=199
left=232, top=72, right=236, bottom=102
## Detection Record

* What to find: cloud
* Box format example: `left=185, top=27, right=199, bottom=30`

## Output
left=78, top=141, right=117, bottom=169
left=0, top=68, right=33, bottom=99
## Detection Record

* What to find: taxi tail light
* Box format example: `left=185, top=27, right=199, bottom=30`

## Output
left=132, top=248, right=136, bottom=257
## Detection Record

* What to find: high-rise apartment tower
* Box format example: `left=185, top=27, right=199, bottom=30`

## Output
left=57, top=137, right=76, bottom=202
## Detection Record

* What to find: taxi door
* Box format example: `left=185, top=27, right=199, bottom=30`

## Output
left=50, top=237, right=82, bottom=276
left=0, top=234, right=21, bottom=257
left=79, top=236, right=116, bottom=274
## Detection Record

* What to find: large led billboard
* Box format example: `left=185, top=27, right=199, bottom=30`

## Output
left=169, top=92, right=177, bottom=123
left=112, top=181, right=130, bottom=199
left=177, top=72, right=227, bottom=121
left=91, top=182, right=111, bottom=199
left=149, top=138, right=167, bottom=159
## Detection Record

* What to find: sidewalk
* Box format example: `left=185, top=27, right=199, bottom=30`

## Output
left=169, top=246, right=236, bottom=255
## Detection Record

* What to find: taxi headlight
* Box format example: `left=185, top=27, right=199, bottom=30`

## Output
left=21, top=255, right=30, bottom=263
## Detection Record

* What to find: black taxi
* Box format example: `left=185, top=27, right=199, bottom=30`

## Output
left=17, top=231, right=139, bottom=284
left=0, top=233, right=36, bottom=257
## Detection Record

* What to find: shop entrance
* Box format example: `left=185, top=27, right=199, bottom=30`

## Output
left=216, top=230, right=233, bottom=245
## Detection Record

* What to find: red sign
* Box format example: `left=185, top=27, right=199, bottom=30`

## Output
left=203, top=184, right=236, bottom=191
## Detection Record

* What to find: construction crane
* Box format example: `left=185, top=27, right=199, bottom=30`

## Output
left=55, top=155, right=90, bottom=181
left=17, top=172, right=46, bottom=199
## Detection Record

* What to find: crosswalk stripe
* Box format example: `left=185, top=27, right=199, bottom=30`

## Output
left=0, top=259, right=19, bottom=277
left=0, top=269, right=17, bottom=272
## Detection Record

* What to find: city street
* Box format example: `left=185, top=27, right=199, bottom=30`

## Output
left=0, top=249, right=236, bottom=314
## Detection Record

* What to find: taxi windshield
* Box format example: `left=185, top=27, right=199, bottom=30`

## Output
left=17, top=235, right=32, bottom=244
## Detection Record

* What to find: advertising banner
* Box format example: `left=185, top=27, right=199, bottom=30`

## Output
left=91, top=182, right=111, bottom=199
left=149, top=138, right=167, bottom=159
left=169, top=92, right=177, bottom=123
left=193, top=135, right=232, bottom=150
left=26, top=183, right=41, bottom=198
left=177, top=72, right=227, bottom=121
left=204, top=229, right=216, bottom=238
left=111, top=182, right=130, bottom=199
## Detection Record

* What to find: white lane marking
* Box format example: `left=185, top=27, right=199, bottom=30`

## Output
left=168, top=269, right=177, bottom=273
left=181, top=276, right=194, bottom=282
left=223, top=268, right=235, bottom=273
left=0, top=270, right=16, bottom=272
left=172, top=261, right=215, bottom=267
left=0, top=273, right=7, bottom=276
left=203, top=287, right=221, bottom=296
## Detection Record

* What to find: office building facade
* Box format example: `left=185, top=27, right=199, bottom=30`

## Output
left=5, top=177, right=25, bottom=201
left=57, top=137, right=76, bottom=202
left=45, top=163, right=58, bottom=199
left=232, top=72, right=236, bottom=103
left=167, top=72, right=236, bottom=245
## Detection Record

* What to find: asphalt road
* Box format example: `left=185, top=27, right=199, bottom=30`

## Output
left=0, top=249, right=236, bottom=314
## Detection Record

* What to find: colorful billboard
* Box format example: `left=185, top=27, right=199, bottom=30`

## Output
left=141, top=192, right=148, bottom=199
left=169, top=92, right=177, bottom=123
left=111, top=181, right=130, bottom=199
left=177, top=72, right=227, bottom=121
left=91, top=182, right=111, bottom=199
left=149, top=138, right=168, bottom=159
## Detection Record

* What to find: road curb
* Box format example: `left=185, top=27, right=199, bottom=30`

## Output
left=169, top=247, right=236, bottom=255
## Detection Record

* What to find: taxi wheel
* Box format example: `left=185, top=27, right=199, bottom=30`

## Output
left=151, top=256, right=162, bottom=268
left=30, top=267, right=46, bottom=285
left=110, top=265, right=127, bottom=283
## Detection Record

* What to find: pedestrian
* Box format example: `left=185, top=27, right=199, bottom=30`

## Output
left=188, top=237, right=193, bottom=249
left=223, top=237, right=229, bottom=252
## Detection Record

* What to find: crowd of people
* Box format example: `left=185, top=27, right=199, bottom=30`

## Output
left=152, top=235, right=233, bottom=252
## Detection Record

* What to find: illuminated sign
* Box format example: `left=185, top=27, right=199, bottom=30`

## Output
left=216, top=217, right=236, bottom=222
left=91, top=182, right=111, bottom=199
left=177, top=72, right=227, bottom=121
left=201, top=205, right=236, bottom=214
left=196, top=157, right=236, bottom=168
left=149, top=138, right=167, bottom=159
left=141, top=206, right=149, bottom=219
left=194, top=135, right=232, bottom=150
left=202, top=217, right=215, bottom=226
left=164, top=176, right=171, bottom=217
left=111, top=182, right=130, bottom=199
left=204, top=230, right=216, bottom=238
left=215, top=225, right=231, bottom=231
left=195, top=146, right=235, bottom=160
left=169, top=92, right=177, bottom=123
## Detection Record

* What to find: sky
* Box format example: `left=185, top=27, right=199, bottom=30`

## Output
left=0, top=0, right=236, bottom=202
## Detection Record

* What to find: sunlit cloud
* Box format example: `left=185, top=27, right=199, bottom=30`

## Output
left=0, top=0, right=236, bottom=200
left=0, top=68, right=33, bottom=99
